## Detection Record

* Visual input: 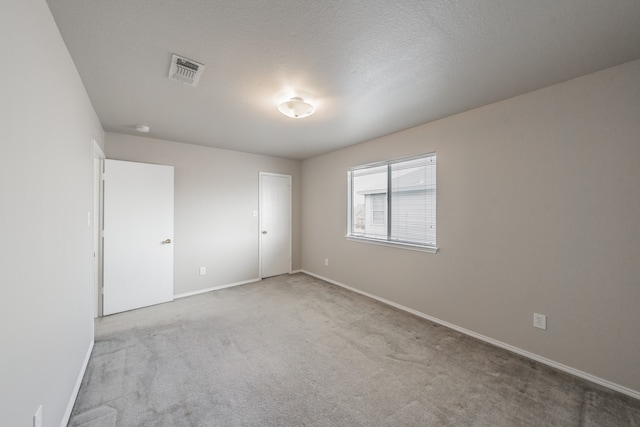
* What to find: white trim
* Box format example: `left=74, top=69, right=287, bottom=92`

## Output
left=175, top=272, right=304, bottom=299
left=174, top=278, right=261, bottom=299
left=60, top=340, right=94, bottom=427
left=92, top=139, right=105, bottom=159
left=345, top=235, right=438, bottom=253
left=92, top=140, right=105, bottom=318
left=300, top=270, right=640, bottom=401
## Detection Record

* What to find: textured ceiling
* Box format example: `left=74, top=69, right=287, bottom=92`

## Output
left=46, top=0, right=640, bottom=160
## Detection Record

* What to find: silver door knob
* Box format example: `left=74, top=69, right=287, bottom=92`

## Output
left=262, top=230, right=268, bottom=234
left=163, top=239, right=172, bottom=244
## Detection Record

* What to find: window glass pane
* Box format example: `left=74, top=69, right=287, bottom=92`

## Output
left=390, top=156, right=436, bottom=245
left=351, top=165, right=387, bottom=239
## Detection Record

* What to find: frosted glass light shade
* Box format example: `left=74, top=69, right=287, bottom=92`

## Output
left=277, top=97, right=315, bottom=119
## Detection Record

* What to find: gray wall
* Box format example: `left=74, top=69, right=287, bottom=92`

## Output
left=301, top=60, right=640, bottom=394
left=106, top=133, right=301, bottom=296
left=0, top=1, right=104, bottom=426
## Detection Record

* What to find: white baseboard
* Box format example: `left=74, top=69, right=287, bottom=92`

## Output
left=176, top=272, right=308, bottom=300
left=300, top=270, right=640, bottom=401
left=61, top=340, right=94, bottom=427
left=174, top=278, right=261, bottom=299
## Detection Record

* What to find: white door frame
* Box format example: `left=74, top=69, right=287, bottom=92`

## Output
left=92, top=140, right=105, bottom=318
left=259, top=172, right=292, bottom=279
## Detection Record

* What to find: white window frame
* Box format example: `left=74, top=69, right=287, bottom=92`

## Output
left=346, top=153, right=438, bottom=253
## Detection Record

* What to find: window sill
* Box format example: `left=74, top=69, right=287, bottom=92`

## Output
left=345, top=235, right=439, bottom=253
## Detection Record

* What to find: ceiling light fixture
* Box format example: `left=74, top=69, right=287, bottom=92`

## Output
left=277, top=97, right=315, bottom=119
left=135, top=124, right=150, bottom=133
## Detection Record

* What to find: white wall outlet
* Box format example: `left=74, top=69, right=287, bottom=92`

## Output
left=252, top=210, right=258, bottom=217
left=33, top=405, right=42, bottom=427
left=324, top=258, right=329, bottom=266
left=533, top=313, right=547, bottom=330
left=199, top=267, right=206, bottom=275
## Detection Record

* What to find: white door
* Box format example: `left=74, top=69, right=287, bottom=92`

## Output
left=260, top=173, right=291, bottom=278
left=103, top=160, right=174, bottom=315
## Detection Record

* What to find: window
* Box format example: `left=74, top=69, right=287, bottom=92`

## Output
left=348, top=153, right=436, bottom=252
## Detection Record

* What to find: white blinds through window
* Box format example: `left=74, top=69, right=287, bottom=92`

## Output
left=371, top=194, right=386, bottom=225
left=348, top=153, right=436, bottom=249
left=390, top=156, right=436, bottom=246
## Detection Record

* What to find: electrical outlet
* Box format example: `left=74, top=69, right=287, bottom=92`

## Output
left=34, top=405, right=42, bottom=427
left=324, top=258, right=329, bottom=266
left=199, top=267, right=206, bottom=275
left=533, top=313, right=547, bottom=330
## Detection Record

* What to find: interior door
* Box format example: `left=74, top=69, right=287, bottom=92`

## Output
left=260, top=173, right=291, bottom=278
left=103, top=159, right=174, bottom=315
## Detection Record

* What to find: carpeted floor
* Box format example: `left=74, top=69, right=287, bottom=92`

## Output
left=69, top=273, right=640, bottom=426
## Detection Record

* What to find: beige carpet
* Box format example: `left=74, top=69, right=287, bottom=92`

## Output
left=69, top=273, right=640, bottom=426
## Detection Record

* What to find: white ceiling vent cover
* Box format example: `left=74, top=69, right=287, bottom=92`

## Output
left=168, top=54, right=205, bottom=87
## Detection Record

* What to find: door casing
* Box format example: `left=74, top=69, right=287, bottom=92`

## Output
left=92, top=140, right=105, bottom=318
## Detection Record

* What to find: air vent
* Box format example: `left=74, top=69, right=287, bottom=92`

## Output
left=168, top=54, right=205, bottom=87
